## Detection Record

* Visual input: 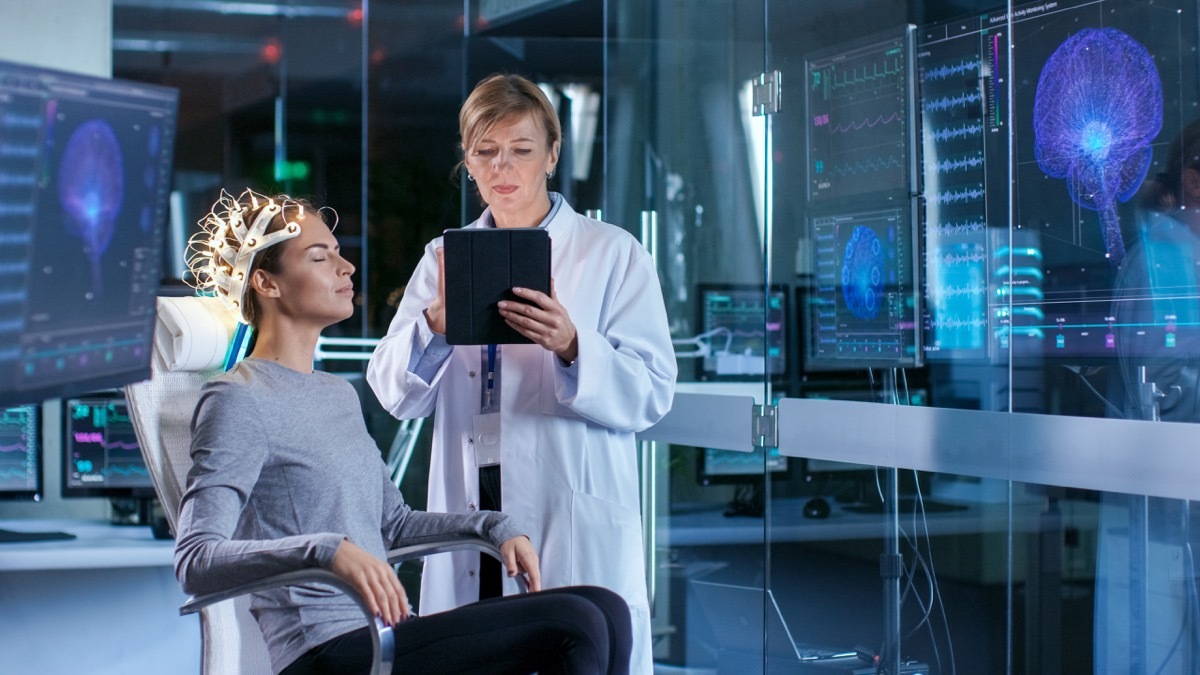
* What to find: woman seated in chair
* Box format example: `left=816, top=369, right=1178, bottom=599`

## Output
left=174, top=189, right=632, bottom=675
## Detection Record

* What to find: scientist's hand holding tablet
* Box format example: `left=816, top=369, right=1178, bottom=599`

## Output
left=438, top=228, right=570, bottom=352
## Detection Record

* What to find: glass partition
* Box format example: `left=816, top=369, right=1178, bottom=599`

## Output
left=103, top=1, right=1200, bottom=673
left=602, top=0, right=775, bottom=669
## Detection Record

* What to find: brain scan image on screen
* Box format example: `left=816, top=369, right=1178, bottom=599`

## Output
left=57, top=119, right=125, bottom=295
left=841, top=225, right=886, bottom=320
left=1032, top=27, right=1162, bottom=266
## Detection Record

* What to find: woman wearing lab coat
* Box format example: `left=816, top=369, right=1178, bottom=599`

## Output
left=367, top=73, right=676, bottom=673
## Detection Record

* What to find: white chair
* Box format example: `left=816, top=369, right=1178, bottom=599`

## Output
left=125, top=295, right=512, bottom=675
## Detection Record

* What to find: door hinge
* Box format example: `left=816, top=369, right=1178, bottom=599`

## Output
left=753, top=403, right=778, bottom=449
left=753, top=70, right=782, bottom=116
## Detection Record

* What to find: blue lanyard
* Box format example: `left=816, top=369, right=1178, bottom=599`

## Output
left=485, top=344, right=497, bottom=409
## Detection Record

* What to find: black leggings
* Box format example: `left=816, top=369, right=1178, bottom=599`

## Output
left=280, top=585, right=632, bottom=675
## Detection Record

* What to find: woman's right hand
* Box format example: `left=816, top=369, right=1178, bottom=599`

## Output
left=424, top=247, right=447, bottom=335
left=331, top=539, right=410, bottom=627
left=501, top=535, right=542, bottom=592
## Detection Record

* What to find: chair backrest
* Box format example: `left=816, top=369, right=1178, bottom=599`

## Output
left=125, top=295, right=275, bottom=675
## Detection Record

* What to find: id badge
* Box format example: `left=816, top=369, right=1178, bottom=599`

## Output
left=472, top=412, right=501, bottom=467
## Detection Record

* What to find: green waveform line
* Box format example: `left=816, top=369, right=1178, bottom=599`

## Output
left=824, top=58, right=903, bottom=99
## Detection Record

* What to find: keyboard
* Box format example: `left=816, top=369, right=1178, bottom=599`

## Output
left=842, top=498, right=968, bottom=515
left=796, top=645, right=858, bottom=661
left=0, top=527, right=76, bottom=543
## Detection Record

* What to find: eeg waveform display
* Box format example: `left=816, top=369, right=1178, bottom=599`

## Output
left=807, top=31, right=914, bottom=202
left=0, top=404, right=38, bottom=496
left=1032, top=27, right=1162, bottom=267
left=918, top=14, right=1001, bottom=360
left=64, top=396, right=151, bottom=491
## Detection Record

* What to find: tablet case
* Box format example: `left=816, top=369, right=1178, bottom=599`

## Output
left=443, top=228, right=552, bottom=345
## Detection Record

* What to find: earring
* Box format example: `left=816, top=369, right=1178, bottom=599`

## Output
left=467, top=173, right=475, bottom=182
left=546, top=171, right=554, bottom=180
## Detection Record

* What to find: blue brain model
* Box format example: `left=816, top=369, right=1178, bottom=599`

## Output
left=841, top=225, right=884, bottom=320
left=58, top=119, right=124, bottom=294
left=1033, top=27, right=1162, bottom=266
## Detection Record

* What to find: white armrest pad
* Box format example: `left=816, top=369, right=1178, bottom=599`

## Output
left=155, top=296, right=238, bottom=372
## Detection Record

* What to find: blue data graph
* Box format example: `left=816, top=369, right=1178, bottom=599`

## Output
left=0, top=405, right=37, bottom=493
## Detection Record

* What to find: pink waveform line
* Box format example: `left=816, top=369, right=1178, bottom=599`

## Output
left=830, top=112, right=902, bottom=134
left=0, top=443, right=28, bottom=452
left=102, top=441, right=140, bottom=451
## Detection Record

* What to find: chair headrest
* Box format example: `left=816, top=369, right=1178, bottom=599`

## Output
left=155, top=296, right=239, bottom=373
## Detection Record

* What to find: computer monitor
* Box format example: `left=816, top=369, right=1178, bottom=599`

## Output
left=695, top=284, right=788, bottom=381
left=61, top=392, right=154, bottom=499
left=917, top=1, right=1195, bottom=363
left=804, top=205, right=922, bottom=369
left=805, top=26, right=919, bottom=203
left=697, top=446, right=789, bottom=486
left=0, top=60, right=178, bottom=406
left=0, top=404, right=41, bottom=501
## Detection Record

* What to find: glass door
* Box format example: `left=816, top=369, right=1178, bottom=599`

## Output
left=604, top=1, right=775, bottom=671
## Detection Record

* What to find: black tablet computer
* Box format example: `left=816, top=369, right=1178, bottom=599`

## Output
left=443, top=228, right=552, bottom=345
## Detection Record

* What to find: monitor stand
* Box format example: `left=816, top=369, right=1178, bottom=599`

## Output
left=110, top=497, right=152, bottom=526
left=723, top=481, right=764, bottom=518
left=109, top=497, right=172, bottom=539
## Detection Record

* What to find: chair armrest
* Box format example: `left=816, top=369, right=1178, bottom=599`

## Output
left=387, top=535, right=529, bottom=593
left=178, top=535, right=528, bottom=675
left=181, top=568, right=395, bottom=675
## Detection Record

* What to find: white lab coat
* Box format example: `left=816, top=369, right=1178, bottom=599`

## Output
left=367, top=198, right=676, bottom=674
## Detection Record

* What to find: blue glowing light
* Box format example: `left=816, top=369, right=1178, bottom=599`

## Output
left=840, top=225, right=884, bottom=320
left=1033, top=27, right=1162, bottom=265
left=57, top=119, right=124, bottom=294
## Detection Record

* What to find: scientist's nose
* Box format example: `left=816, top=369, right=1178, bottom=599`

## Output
left=490, top=149, right=513, bottom=170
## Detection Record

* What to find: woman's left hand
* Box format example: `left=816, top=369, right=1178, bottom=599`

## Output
left=499, top=284, right=578, bottom=364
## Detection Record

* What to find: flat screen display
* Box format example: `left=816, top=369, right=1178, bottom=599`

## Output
left=0, top=60, right=178, bottom=405
left=0, top=404, right=40, bottom=501
left=62, top=393, right=153, bottom=498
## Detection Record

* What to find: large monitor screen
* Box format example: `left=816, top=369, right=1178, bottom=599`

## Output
left=62, top=393, right=153, bottom=499
left=805, top=205, right=922, bottom=369
left=806, top=27, right=919, bottom=202
left=917, top=0, right=1197, bottom=362
left=0, top=404, right=40, bottom=501
left=0, top=61, right=178, bottom=405
left=695, top=284, right=787, bottom=381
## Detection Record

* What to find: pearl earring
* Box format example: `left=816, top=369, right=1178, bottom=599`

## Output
left=467, top=173, right=475, bottom=182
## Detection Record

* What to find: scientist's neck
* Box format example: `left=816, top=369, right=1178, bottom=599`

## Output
left=492, top=193, right=552, bottom=229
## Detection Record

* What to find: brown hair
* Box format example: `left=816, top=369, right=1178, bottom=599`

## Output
left=456, top=73, right=560, bottom=179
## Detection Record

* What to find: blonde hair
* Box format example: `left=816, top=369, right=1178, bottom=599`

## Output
left=457, top=73, right=560, bottom=176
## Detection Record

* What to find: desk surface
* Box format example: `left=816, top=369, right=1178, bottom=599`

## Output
left=661, top=497, right=1096, bottom=547
left=0, top=519, right=174, bottom=572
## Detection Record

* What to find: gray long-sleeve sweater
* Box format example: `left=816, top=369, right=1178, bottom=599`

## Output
left=174, top=357, right=522, bottom=673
